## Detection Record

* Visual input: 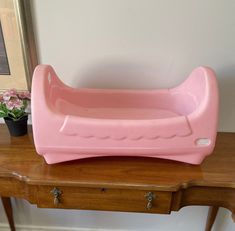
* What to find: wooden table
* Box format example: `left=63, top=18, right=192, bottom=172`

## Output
left=0, top=125, right=235, bottom=231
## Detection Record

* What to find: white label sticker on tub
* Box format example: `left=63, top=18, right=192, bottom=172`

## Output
left=196, top=138, right=211, bottom=146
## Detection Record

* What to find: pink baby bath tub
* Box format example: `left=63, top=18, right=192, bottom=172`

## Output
left=31, top=65, right=219, bottom=164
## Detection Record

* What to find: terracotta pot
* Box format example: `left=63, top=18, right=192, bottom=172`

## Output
left=4, top=115, right=28, bottom=137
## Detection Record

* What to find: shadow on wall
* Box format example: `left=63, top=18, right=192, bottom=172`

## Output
left=71, top=60, right=178, bottom=89
left=71, top=61, right=235, bottom=132
left=216, top=65, right=235, bottom=132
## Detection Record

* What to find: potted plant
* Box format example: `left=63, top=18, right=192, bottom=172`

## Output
left=0, top=89, right=31, bottom=136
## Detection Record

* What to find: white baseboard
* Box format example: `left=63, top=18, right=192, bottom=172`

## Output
left=0, top=223, right=127, bottom=231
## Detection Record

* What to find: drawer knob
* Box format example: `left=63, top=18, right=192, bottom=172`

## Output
left=145, top=192, right=156, bottom=210
left=51, top=187, right=62, bottom=206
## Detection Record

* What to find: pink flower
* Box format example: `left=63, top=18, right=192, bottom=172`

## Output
left=6, top=98, right=23, bottom=110
left=6, top=101, right=14, bottom=110
left=3, top=89, right=18, bottom=101
left=9, top=89, right=17, bottom=95
left=3, top=92, right=11, bottom=101
left=0, top=89, right=30, bottom=119
left=14, top=99, right=24, bottom=109
left=18, top=91, right=31, bottom=100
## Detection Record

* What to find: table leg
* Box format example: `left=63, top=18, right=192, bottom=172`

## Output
left=232, top=212, right=235, bottom=222
left=205, top=206, right=219, bottom=231
left=1, top=197, right=16, bottom=231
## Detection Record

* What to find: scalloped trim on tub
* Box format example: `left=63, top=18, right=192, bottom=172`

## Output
left=59, top=115, right=192, bottom=140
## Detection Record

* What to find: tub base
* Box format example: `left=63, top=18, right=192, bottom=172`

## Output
left=43, top=152, right=207, bottom=165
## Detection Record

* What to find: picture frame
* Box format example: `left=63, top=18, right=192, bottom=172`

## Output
left=0, top=0, right=37, bottom=91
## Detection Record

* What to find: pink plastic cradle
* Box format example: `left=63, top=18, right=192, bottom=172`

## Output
left=31, top=65, right=219, bottom=165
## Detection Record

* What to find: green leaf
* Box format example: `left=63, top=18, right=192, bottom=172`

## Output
left=0, top=111, right=7, bottom=118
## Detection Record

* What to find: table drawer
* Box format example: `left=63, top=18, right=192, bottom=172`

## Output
left=37, top=186, right=172, bottom=214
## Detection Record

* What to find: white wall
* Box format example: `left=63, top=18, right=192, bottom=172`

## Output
left=33, top=0, right=235, bottom=132
left=1, top=0, right=235, bottom=230
left=0, top=200, right=210, bottom=231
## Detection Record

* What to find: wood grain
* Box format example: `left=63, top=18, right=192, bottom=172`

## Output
left=37, top=186, right=172, bottom=213
left=0, top=124, right=235, bottom=221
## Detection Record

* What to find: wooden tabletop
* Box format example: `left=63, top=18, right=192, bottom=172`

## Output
left=0, top=124, right=235, bottom=191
